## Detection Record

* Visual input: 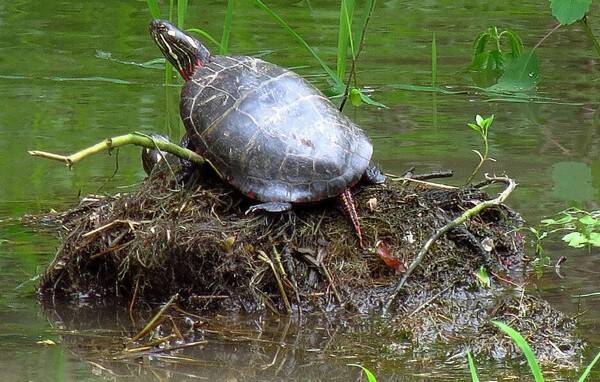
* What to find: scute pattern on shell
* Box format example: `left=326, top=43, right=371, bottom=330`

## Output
left=181, top=56, right=373, bottom=203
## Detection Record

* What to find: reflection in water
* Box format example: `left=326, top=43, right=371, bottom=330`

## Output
left=42, top=301, right=385, bottom=382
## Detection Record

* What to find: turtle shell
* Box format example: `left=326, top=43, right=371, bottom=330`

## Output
left=180, top=56, right=373, bottom=203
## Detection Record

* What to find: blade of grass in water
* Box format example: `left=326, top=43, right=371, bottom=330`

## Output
left=145, top=0, right=160, bottom=18
left=466, top=352, right=480, bottom=382
left=337, top=0, right=355, bottom=79
left=348, top=364, right=377, bottom=382
left=492, top=321, right=544, bottom=382
left=431, top=32, right=437, bottom=87
left=253, top=0, right=341, bottom=88
left=578, top=351, right=600, bottom=382
left=177, top=0, right=188, bottom=29
left=220, top=0, right=234, bottom=55
left=187, top=28, right=223, bottom=51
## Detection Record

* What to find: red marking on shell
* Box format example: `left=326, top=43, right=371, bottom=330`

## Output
left=246, top=191, right=255, bottom=199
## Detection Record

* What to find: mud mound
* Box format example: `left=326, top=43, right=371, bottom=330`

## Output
left=26, top=168, right=583, bottom=363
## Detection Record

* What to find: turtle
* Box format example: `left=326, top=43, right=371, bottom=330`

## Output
left=149, top=19, right=384, bottom=247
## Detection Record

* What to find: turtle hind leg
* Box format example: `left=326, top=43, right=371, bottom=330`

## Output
left=245, top=202, right=293, bottom=215
left=362, top=163, right=386, bottom=184
left=338, top=189, right=364, bottom=249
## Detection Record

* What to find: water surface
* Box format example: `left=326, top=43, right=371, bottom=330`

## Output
left=0, top=1, right=598, bottom=380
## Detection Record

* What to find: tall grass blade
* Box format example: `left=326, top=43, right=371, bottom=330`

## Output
left=492, top=321, right=544, bottom=382
left=431, top=32, right=437, bottom=87
left=177, top=0, right=188, bottom=29
left=220, top=0, right=234, bottom=55
left=187, top=28, right=223, bottom=51
left=337, top=0, right=355, bottom=79
left=145, top=0, right=161, bottom=18
left=355, top=0, right=375, bottom=49
left=253, top=0, right=341, bottom=87
left=466, top=352, right=480, bottom=382
left=348, top=364, right=377, bottom=382
left=578, top=351, right=600, bottom=382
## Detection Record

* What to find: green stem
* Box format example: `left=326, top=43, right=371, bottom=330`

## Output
left=580, top=17, right=600, bottom=59
left=28, top=133, right=204, bottom=168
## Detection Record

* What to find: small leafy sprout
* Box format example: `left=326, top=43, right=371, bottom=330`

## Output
left=521, top=226, right=551, bottom=276
left=541, top=208, right=600, bottom=249
left=469, top=26, right=524, bottom=87
left=474, top=266, right=491, bottom=288
left=465, top=114, right=495, bottom=184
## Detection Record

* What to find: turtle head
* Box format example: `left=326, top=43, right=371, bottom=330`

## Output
left=149, top=19, right=210, bottom=81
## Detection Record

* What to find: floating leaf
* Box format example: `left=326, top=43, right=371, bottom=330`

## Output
left=550, top=0, right=592, bottom=25
left=562, top=232, right=588, bottom=248
left=579, top=215, right=599, bottom=226
left=541, top=214, right=575, bottom=225
left=487, top=50, right=539, bottom=93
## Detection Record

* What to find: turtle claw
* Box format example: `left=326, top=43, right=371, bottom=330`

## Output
left=362, top=163, right=386, bottom=184
left=245, top=202, right=293, bottom=215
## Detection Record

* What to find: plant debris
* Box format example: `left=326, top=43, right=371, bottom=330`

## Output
left=25, top=167, right=584, bottom=364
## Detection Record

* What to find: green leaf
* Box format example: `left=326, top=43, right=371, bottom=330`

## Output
left=220, top=0, right=234, bottom=55
left=350, top=88, right=362, bottom=106
left=488, top=50, right=539, bottom=93
left=473, top=31, right=490, bottom=57
left=578, top=351, right=600, bottom=382
left=145, top=0, right=161, bottom=18
left=579, top=215, right=599, bottom=226
left=502, top=30, right=524, bottom=59
left=492, top=321, right=544, bottom=382
left=348, top=364, right=377, bottom=382
left=550, top=0, right=592, bottom=25
left=356, top=89, right=387, bottom=108
left=474, top=266, right=491, bottom=288
left=467, top=352, right=480, bottom=382
left=588, top=232, right=600, bottom=247
left=467, top=123, right=482, bottom=133
left=541, top=214, right=575, bottom=225
left=562, top=232, right=588, bottom=248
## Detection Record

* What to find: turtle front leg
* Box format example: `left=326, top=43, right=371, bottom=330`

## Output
left=245, top=202, right=293, bottom=214
left=362, top=163, right=386, bottom=184
left=338, top=189, right=364, bottom=248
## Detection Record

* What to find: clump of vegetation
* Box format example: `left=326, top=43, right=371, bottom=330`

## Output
left=541, top=208, right=600, bottom=249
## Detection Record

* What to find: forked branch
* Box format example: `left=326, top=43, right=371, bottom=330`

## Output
left=28, top=132, right=204, bottom=168
left=383, top=174, right=517, bottom=316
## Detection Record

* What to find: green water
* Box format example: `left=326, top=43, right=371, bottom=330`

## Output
left=0, top=1, right=598, bottom=380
